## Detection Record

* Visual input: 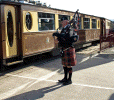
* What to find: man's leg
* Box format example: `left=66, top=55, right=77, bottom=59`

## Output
left=63, top=66, right=72, bottom=85
left=58, top=65, right=68, bottom=83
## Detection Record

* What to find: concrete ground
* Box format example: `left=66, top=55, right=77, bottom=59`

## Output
left=0, top=45, right=114, bottom=100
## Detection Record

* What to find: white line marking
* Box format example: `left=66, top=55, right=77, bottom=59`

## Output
left=46, top=79, right=58, bottom=83
left=1, top=70, right=60, bottom=99
left=0, top=81, right=31, bottom=100
left=6, top=69, right=59, bottom=81
left=72, top=83, right=114, bottom=90
left=45, top=79, right=114, bottom=90
left=79, top=53, right=100, bottom=64
left=5, top=69, right=114, bottom=91
left=38, top=69, right=60, bottom=81
left=79, top=56, right=90, bottom=64
left=6, top=74, right=40, bottom=80
left=6, top=69, right=60, bottom=89
left=111, top=50, right=114, bottom=52
left=91, top=53, right=99, bottom=58
left=93, top=57, right=105, bottom=59
left=27, top=69, right=60, bottom=88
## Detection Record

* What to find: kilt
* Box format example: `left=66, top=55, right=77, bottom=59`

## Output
left=62, top=47, right=77, bottom=66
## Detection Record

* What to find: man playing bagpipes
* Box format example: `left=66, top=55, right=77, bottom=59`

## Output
left=53, top=10, right=79, bottom=85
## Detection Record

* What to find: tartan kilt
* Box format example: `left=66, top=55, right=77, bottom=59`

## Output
left=62, top=47, right=77, bottom=66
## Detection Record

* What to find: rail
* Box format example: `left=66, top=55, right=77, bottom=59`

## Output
left=100, top=30, right=114, bottom=51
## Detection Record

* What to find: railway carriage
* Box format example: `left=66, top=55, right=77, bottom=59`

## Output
left=0, top=1, right=112, bottom=70
left=77, top=14, right=101, bottom=48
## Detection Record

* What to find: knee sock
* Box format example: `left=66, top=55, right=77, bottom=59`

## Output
left=63, top=67, right=68, bottom=80
left=67, top=67, right=72, bottom=81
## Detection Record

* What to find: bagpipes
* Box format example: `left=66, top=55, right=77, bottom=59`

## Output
left=53, top=9, right=79, bottom=48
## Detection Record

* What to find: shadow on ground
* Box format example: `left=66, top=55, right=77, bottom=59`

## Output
left=108, top=93, right=114, bottom=100
left=5, top=82, right=65, bottom=100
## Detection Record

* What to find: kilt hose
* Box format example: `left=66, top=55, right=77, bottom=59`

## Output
left=62, top=47, right=77, bottom=66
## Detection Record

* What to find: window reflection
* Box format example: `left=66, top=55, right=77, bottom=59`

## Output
left=7, top=10, right=13, bottom=47
left=83, top=18, right=90, bottom=29
left=38, top=13, right=55, bottom=31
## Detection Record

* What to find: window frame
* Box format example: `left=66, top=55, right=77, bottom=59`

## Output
left=38, top=12, right=55, bottom=31
left=7, top=10, right=14, bottom=47
left=92, top=19, right=97, bottom=29
left=83, top=18, right=90, bottom=29
left=25, top=12, right=32, bottom=30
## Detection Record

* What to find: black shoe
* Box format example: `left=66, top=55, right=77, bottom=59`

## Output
left=58, top=78, right=67, bottom=83
left=63, top=80, right=72, bottom=85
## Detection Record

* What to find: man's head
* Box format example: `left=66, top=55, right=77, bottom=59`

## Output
left=61, top=16, right=69, bottom=27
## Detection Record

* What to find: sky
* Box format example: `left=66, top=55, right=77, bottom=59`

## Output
left=34, top=0, right=114, bottom=20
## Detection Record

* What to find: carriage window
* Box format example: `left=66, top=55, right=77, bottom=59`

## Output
left=59, top=15, right=70, bottom=29
left=38, top=13, right=55, bottom=31
left=26, top=12, right=32, bottom=30
left=92, top=19, right=96, bottom=29
left=83, top=18, right=90, bottom=29
left=7, top=10, right=13, bottom=47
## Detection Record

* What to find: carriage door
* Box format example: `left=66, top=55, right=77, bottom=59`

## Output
left=4, top=5, right=17, bottom=57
